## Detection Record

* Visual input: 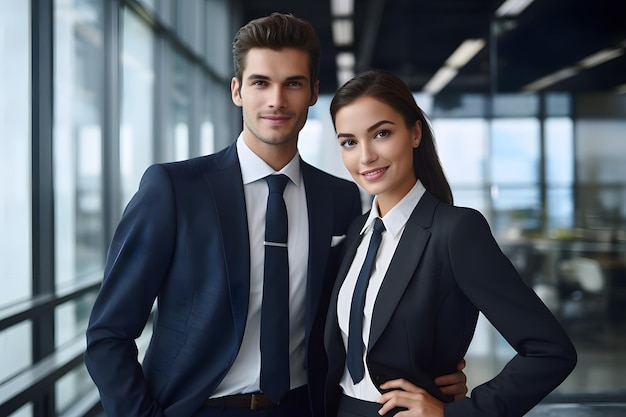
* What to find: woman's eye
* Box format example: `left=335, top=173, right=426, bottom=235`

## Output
left=340, top=139, right=357, bottom=148
left=374, top=129, right=390, bottom=139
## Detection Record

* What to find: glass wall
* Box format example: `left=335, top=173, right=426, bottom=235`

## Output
left=163, top=46, right=191, bottom=162
left=120, top=7, right=155, bottom=207
left=490, top=118, right=542, bottom=235
left=0, top=0, right=32, bottom=307
left=435, top=118, right=489, bottom=212
left=54, top=0, right=106, bottom=289
left=545, top=117, right=574, bottom=231
left=0, top=0, right=237, bottom=415
left=0, top=0, right=32, bottom=399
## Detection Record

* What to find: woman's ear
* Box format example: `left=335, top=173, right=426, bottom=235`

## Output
left=413, top=120, right=423, bottom=148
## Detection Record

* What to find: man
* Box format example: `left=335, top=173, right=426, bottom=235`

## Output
left=85, top=13, right=466, bottom=417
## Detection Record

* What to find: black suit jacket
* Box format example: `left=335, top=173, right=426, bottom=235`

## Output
left=85, top=142, right=362, bottom=417
left=324, top=191, right=576, bottom=417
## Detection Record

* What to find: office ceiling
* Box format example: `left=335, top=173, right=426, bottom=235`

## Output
left=238, top=0, right=626, bottom=96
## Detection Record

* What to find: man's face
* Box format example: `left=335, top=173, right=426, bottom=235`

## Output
left=231, top=47, right=319, bottom=158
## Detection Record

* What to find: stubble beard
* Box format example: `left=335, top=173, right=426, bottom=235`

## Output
left=244, top=115, right=305, bottom=148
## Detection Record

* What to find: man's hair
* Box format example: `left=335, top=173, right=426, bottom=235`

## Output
left=232, top=13, right=321, bottom=91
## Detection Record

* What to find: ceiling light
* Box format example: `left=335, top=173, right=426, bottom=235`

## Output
left=331, top=0, right=354, bottom=16
left=336, top=52, right=355, bottom=68
left=578, top=48, right=624, bottom=69
left=523, top=67, right=579, bottom=91
left=331, top=19, right=353, bottom=46
left=421, top=38, right=485, bottom=94
left=337, top=68, right=355, bottom=87
left=336, top=53, right=355, bottom=87
left=523, top=41, right=625, bottom=91
left=423, top=67, right=458, bottom=94
left=495, top=0, right=534, bottom=17
left=445, top=39, right=486, bottom=68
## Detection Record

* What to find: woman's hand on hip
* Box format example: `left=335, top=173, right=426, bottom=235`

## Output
left=377, top=378, right=444, bottom=417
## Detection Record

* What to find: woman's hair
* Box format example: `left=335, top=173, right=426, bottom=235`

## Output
left=232, top=13, right=321, bottom=92
left=330, top=69, right=453, bottom=205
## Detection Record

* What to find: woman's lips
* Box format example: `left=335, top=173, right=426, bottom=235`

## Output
left=360, top=167, right=388, bottom=180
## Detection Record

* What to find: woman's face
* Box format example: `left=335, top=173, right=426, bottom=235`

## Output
left=335, top=96, right=421, bottom=215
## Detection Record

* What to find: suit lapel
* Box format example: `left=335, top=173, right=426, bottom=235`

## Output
left=324, top=214, right=366, bottom=373
left=331, top=217, right=365, bottom=306
left=203, top=144, right=250, bottom=342
left=301, top=162, right=335, bottom=335
left=368, top=192, right=438, bottom=350
left=326, top=217, right=364, bottom=332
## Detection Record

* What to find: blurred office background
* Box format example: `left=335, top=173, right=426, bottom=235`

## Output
left=1, top=0, right=625, bottom=416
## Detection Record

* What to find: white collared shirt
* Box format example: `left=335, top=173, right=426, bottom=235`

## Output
left=211, top=134, right=309, bottom=397
left=337, top=180, right=426, bottom=401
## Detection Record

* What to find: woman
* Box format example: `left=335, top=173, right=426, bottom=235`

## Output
left=323, top=69, right=577, bottom=417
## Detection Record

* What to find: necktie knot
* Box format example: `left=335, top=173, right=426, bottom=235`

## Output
left=266, top=174, right=289, bottom=195
left=372, top=217, right=386, bottom=235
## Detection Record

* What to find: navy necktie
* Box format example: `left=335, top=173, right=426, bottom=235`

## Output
left=347, top=217, right=386, bottom=384
left=260, top=174, right=290, bottom=403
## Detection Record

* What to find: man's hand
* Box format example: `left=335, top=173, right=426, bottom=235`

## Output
left=434, top=359, right=468, bottom=400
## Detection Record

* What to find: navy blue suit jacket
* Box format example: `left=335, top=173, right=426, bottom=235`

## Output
left=324, top=192, right=577, bottom=417
left=85, top=142, right=362, bottom=417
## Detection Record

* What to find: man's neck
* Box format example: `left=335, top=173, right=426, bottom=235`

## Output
left=242, top=136, right=298, bottom=171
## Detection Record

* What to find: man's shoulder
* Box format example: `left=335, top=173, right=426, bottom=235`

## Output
left=157, top=143, right=238, bottom=175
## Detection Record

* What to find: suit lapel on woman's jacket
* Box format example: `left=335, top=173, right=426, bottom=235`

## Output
left=368, top=192, right=439, bottom=350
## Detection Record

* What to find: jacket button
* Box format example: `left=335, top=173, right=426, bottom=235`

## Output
left=374, top=375, right=387, bottom=385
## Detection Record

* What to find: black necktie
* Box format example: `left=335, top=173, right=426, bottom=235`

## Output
left=347, top=217, right=386, bottom=384
left=260, top=174, right=290, bottom=403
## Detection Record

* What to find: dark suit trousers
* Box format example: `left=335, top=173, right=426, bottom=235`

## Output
left=335, top=394, right=405, bottom=417
left=190, top=387, right=311, bottom=417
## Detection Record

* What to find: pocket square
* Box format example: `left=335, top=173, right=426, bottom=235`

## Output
left=331, top=235, right=346, bottom=247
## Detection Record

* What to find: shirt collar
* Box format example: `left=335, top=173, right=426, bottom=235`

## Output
left=360, top=180, right=426, bottom=239
left=236, top=133, right=302, bottom=187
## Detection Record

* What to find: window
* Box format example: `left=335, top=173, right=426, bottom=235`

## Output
left=120, top=7, right=155, bottom=208
left=434, top=118, right=489, bottom=212
left=161, top=46, right=191, bottom=162
left=54, top=0, right=106, bottom=288
left=0, top=0, right=32, bottom=393
left=0, top=0, right=31, bottom=308
left=490, top=118, right=541, bottom=235
left=545, top=117, right=574, bottom=230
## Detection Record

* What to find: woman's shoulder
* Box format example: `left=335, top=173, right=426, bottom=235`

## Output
left=428, top=197, right=493, bottom=239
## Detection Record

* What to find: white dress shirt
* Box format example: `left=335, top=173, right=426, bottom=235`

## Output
left=211, top=135, right=309, bottom=397
left=337, top=180, right=426, bottom=401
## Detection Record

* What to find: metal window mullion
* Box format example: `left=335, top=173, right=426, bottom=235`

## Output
left=188, top=64, right=202, bottom=158
left=103, top=0, right=122, bottom=241
left=31, top=0, right=56, bottom=416
left=154, top=37, right=169, bottom=163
